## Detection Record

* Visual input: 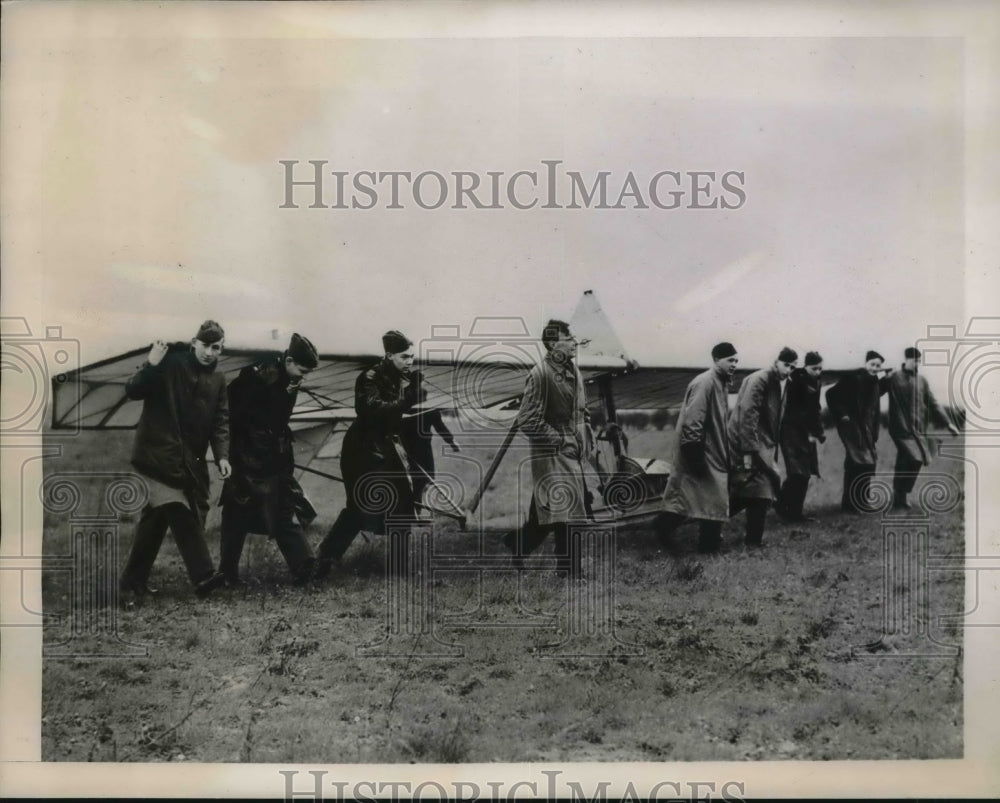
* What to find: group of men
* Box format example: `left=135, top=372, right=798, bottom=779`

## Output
left=117, top=317, right=958, bottom=602
left=118, top=322, right=461, bottom=603
left=118, top=321, right=323, bottom=601
left=657, top=343, right=958, bottom=553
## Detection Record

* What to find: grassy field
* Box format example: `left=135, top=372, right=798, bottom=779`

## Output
left=40, top=422, right=964, bottom=762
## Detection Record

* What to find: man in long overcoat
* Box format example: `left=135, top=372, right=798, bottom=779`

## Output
left=777, top=351, right=826, bottom=522
left=219, top=333, right=320, bottom=585
left=501, top=319, right=590, bottom=577
left=886, top=346, right=958, bottom=509
left=825, top=350, right=891, bottom=513
left=729, top=347, right=797, bottom=546
left=656, top=342, right=738, bottom=553
left=314, top=330, right=420, bottom=578
left=119, top=320, right=231, bottom=602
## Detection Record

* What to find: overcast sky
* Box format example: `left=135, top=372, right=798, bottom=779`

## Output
left=4, top=9, right=968, bottom=372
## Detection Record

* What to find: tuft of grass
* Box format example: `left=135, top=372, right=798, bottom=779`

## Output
left=400, top=717, right=471, bottom=763
left=676, top=559, right=704, bottom=582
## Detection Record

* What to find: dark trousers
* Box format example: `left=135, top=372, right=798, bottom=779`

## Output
left=506, top=498, right=582, bottom=576
left=842, top=459, right=876, bottom=512
left=742, top=499, right=769, bottom=546
left=120, top=503, right=215, bottom=589
left=893, top=452, right=923, bottom=502
left=729, top=496, right=771, bottom=546
left=219, top=500, right=314, bottom=582
left=317, top=507, right=415, bottom=575
left=656, top=511, right=724, bottom=553
left=779, top=474, right=810, bottom=518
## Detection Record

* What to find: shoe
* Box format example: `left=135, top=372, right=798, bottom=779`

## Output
left=744, top=539, right=764, bottom=549
left=787, top=514, right=817, bottom=523
left=119, top=588, right=146, bottom=610
left=501, top=531, right=526, bottom=569
left=893, top=496, right=911, bottom=510
left=118, top=580, right=158, bottom=608
left=120, top=579, right=158, bottom=596
left=696, top=538, right=721, bottom=554
left=194, top=571, right=227, bottom=598
left=291, top=559, right=316, bottom=586
left=312, top=556, right=342, bottom=582
left=219, top=570, right=241, bottom=587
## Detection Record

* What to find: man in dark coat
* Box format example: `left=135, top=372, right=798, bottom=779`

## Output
left=776, top=351, right=826, bottom=522
left=825, top=350, right=892, bottom=513
left=218, top=333, right=320, bottom=585
left=119, top=320, right=231, bottom=602
left=656, top=342, right=738, bottom=554
left=314, top=330, right=420, bottom=578
left=728, top=347, right=797, bottom=547
left=886, top=346, right=958, bottom=509
left=501, top=319, right=590, bottom=577
left=400, top=382, right=461, bottom=509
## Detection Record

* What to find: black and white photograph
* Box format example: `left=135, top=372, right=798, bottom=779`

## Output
left=1, top=1, right=999, bottom=798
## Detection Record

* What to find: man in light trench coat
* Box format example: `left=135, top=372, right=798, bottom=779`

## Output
left=502, top=319, right=591, bottom=578
left=886, top=346, right=958, bottom=509
left=728, top=347, right=798, bottom=547
left=656, top=342, right=739, bottom=554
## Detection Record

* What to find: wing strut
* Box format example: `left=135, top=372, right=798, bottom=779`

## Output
left=461, top=420, right=519, bottom=530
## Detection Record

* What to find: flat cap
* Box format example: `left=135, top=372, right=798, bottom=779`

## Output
left=778, top=346, right=799, bottom=364
left=195, top=320, right=225, bottom=344
left=288, top=333, right=319, bottom=369
left=382, top=329, right=413, bottom=354
left=711, top=341, right=737, bottom=360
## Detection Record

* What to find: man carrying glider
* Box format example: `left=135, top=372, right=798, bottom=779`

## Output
left=314, top=330, right=421, bottom=578
left=776, top=351, right=826, bottom=522
left=119, top=320, right=231, bottom=603
left=825, top=350, right=892, bottom=513
left=501, top=319, right=590, bottom=579
left=728, top=346, right=798, bottom=547
left=656, top=342, right=738, bottom=554
left=885, top=346, right=959, bottom=509
left=218, top=333, right=320, bottom=586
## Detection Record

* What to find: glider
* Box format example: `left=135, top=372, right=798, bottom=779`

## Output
left=49, top=291, right=846, bottom=527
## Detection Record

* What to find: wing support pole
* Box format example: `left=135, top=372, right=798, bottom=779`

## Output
left=461, top=420, right=519, bottom=530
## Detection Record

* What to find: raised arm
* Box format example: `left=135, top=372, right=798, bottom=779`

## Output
left=124, top=340, right=170, bottom=400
